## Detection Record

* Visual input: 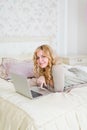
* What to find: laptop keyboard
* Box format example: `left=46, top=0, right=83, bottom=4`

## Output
left=31, top=90, right=42, bottom=98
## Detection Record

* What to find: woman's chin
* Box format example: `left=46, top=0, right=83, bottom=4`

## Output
left=40, top=65, right=47, bottom=68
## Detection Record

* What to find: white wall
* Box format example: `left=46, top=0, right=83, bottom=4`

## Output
left=78, top=0, right=87, bottom=55
left=66, top=0, right=87, bottom=56
left=0, top=0, right=58, bottom=56
left=0, top=0, right=87, bottom=57
left=0, top=0, right=57, bottom=37
left=67, top=0, right=78, bottom=55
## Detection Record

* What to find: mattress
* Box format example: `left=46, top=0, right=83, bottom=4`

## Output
left=0, top=77, right=87, bottom=130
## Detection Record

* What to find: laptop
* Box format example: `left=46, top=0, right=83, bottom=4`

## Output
left=11, top=73, right=51, bottom=99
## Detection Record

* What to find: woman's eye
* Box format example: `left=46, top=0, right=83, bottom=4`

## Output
left=42, top=55, right=46, bottom=58
left=36, top=55, right=46, bottom=60
left=36, top=57, right=39, bottom=60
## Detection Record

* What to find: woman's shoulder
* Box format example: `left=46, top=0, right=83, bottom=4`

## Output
left=54, top=55, right=62, bottom=64
left=52, top=63, right=64, bottom=72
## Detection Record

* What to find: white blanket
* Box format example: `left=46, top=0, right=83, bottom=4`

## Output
left=0, top=78, right=87, bottom=130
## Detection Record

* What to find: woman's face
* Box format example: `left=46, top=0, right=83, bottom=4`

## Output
left=36, top=50, right=49, bottom=68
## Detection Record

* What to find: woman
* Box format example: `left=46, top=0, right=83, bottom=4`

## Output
left=30, top=44, right=64, bottom=92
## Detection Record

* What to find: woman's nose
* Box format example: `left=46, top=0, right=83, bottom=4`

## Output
left=39, top=57, right=43, bottom=62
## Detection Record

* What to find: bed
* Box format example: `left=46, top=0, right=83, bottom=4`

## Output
left=0, top=63, right=87, bottom=130
left=0, top=41, right=87, bottom=130
left=0, top=75, right=87, bottom=130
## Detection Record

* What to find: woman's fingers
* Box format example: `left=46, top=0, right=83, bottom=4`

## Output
left=37, top=76, right=47, bottom=89
left=43, top=82, right=47, bottom=87
left=40, top=82, right=44, bottom=88
left=40, top=82, right=47, bottom=90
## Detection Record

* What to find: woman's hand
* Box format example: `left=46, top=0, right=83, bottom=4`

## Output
left=37, top=76, right=47, bottom=89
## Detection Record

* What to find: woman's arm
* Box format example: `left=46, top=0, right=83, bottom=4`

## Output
left=28, top=78, right=37, bottom=86
left=28, top=76, right=47, bottom=87
left=52, top=64, right=64, bottom=92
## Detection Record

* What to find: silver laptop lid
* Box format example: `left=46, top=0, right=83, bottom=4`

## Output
left=11, top=73, right=33, bottom=98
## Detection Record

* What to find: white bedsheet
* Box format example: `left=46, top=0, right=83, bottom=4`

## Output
left=0, top=78, right=87, bottom=130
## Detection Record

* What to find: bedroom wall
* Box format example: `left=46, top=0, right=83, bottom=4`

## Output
left=0, top=0, right=87, bottom=57
left=67, top=0, right=87, bottom=56
left=66, top=0, right=78, bottom=55
left=77, top=0, right=87, bottom=55
left=0, top=0, right=66, bottom=56
left=0, top=0, right=57, bottom=38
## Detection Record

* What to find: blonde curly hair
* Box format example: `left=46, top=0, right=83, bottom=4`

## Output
left=33, top=44, right=57, bottom=85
